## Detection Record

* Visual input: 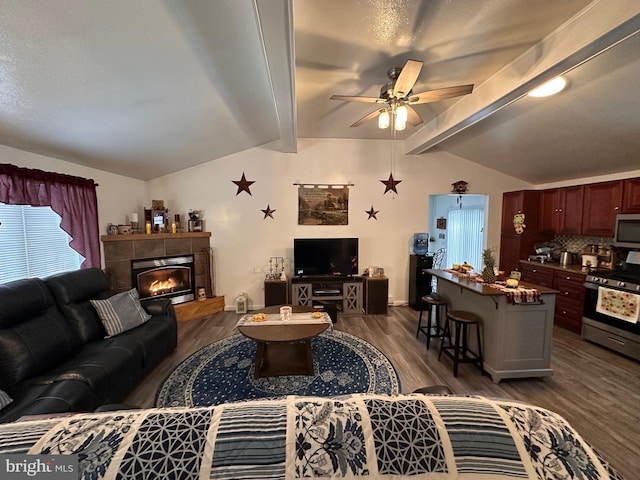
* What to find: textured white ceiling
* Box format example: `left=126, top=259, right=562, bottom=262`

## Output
left=0, top=0, right=638, bottom=182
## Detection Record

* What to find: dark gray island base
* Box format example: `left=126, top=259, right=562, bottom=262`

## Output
left=428, top=269, right=558, bottom=383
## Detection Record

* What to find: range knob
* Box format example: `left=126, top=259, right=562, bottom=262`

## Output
left=618, top=282, right=626, bottom=288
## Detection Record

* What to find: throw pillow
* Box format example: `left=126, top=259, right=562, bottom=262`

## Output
left=0, top=389, right=12, bottom=411
left=90, top=289, right=151, bottom=337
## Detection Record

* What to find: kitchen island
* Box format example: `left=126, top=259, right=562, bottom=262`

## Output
left=428, top=269, right=558, bottom=383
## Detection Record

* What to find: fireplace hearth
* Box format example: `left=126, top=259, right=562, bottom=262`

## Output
left=131, top=254, right=196, bottom=304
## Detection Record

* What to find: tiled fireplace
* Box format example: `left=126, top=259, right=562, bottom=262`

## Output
left=131, top=254, right=196, bottom=304
left=101, top=232, right=213, bottom=297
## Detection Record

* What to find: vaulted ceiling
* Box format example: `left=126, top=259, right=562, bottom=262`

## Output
left=0, top=1, right=638, bottom=182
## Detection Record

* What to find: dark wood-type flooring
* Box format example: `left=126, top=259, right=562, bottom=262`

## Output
left=125, top=306, right=640, bottom=479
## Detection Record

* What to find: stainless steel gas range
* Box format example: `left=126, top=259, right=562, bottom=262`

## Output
left=582, top=251, right=640, bottom=361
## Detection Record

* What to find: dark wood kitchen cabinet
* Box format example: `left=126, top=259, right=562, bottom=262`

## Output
left=540, top=186, right=583, bottom=234
left=518, top=262, right=554, bottom=288
left=552, top=270, right=586, bottom=334
left=519, top=262, right=586, bottom=334
left=499, top=190, right=548, bottom=274
left=539, top=189, right=558, bottom=234
left=581, top=180, right=624, bottom=236
left=622, top=177, right=640, bottom=213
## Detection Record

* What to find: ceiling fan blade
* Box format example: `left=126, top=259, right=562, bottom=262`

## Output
left=330, top=94, right=382, bottom=103
left=408, top=84, right=474, bottom=104
left=350, top=109, right=384, bottom=127
left=392, top=59, right=423, bottom=98
left=406, top=105, right=423, bottom=126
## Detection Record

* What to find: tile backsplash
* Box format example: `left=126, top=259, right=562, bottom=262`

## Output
left=554, top=234, right=614, bottom=253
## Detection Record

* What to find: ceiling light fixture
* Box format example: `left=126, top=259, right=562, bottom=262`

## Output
left=528, top=76, right=567, bottom=97
left=378, top=104, right=407, bottom=131
left=395, top=105, right=407, bottom=130
left=378, top=110, right=390, bottom=129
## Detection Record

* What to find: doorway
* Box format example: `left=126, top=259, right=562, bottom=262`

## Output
left=428, top=194, right=488, bottom=272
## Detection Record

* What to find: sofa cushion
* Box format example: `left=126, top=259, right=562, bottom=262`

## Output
left=0, top=390, right=12, bottom=411
left=0, top=278, right=82, bottom=388
left=91, top=289, right=151, bottom=337
left=0, top=277, right=54, bottom=328
left=46, top=340, right=145, bottom=405
left=0, top=379, right=95, bottom=423
left=45, top=268, right=113, bottom=343
left=109, top=315, right=178, bottom=374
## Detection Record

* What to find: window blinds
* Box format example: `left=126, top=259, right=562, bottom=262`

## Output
left=0, top=203, right=84, bottom=284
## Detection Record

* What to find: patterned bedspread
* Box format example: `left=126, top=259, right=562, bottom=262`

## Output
left=0, top=394, right=624, bottom=479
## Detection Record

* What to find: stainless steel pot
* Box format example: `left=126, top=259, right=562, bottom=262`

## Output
left=559, top=251, right=572, bottom=265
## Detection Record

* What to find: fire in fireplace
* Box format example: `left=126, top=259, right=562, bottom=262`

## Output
left=131, top=254, right=196, bottom=304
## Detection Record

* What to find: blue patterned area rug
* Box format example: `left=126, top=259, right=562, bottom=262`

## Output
left=155, top=330, right=400, bottom=407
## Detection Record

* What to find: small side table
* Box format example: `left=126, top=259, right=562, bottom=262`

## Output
left=363, top=275, right=389, bottom=314
left=264, top=279, right=289, bottom=307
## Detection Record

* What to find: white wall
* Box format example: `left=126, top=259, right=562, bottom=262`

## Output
left=0, top=145, right=149, bottom=261
left=149, top=138, right=533, bottom=309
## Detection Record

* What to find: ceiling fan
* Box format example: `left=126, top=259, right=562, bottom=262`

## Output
left=330, top=59, right=474, bottom=129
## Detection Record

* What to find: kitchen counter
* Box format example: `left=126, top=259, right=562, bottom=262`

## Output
left=429, top=269, right=556, bottom=383
left=429, top=269, right=558, bottom=295
left=519, top=259, right=594, bottom=275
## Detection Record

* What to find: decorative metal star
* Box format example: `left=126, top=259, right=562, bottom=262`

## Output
left=380, top=173, right=401, bottom=195
left=366, top=205, right=379, bottom=220
left=232, top=172, right=255, bottom=196
left=261, top=204, right=276, bottom=219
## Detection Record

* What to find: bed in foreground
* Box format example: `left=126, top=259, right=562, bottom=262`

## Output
left=0, top=393, right=624, bottom=479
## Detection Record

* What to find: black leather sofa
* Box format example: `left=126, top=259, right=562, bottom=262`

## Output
left=0, top=268, right=177, bottom=423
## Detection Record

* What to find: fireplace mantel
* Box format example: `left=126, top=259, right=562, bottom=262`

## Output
left=101, top=232, right=211, bottom=242
left=101, top=231, right=213, bottom=296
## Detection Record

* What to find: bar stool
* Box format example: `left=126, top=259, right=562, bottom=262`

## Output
left=438, top=310, right=483, bottom=377
left=416, top=293, right=448, bottom=350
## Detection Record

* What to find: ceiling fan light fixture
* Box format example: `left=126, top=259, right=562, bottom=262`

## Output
left=378, top=110, right=390, bottom=129
left=528, top=76, right=566, bottom=97
left=395, top=105, right=408, bottom=127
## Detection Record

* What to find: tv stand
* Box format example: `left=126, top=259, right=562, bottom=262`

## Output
left=291, top=276, right=363, bottom=314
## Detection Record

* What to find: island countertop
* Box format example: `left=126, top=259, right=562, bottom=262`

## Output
left=426, top=268, right=557, bottom=383
left=427, top=269, right=559, bottom=295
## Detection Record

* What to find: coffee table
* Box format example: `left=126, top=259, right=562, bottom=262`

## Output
left=237, top=305, right=330, bottom=378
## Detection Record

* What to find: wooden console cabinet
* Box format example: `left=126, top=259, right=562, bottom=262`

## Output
left=363, top=276, right=389, bottom=314
left=264, top=279, right=289, bottom=307
left=291, top=276, right=363, bottom=314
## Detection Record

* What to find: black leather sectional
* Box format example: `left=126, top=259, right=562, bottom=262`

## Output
left=0, top=268, right=177, bottom=423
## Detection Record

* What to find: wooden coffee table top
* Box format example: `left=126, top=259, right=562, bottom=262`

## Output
left=237, top=305, right=330, bottom=343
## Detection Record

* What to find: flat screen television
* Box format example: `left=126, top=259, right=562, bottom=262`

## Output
left=294, top=238, right=358, bottom=277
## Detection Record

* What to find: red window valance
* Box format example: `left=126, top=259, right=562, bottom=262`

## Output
left=0, top=164, right=100, bottom=268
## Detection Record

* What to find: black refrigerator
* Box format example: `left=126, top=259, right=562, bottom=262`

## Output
left=409, top=254, right=434, bottom=310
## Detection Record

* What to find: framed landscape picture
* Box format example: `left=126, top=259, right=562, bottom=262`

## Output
left=298, top=186, right=349, bottom=225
